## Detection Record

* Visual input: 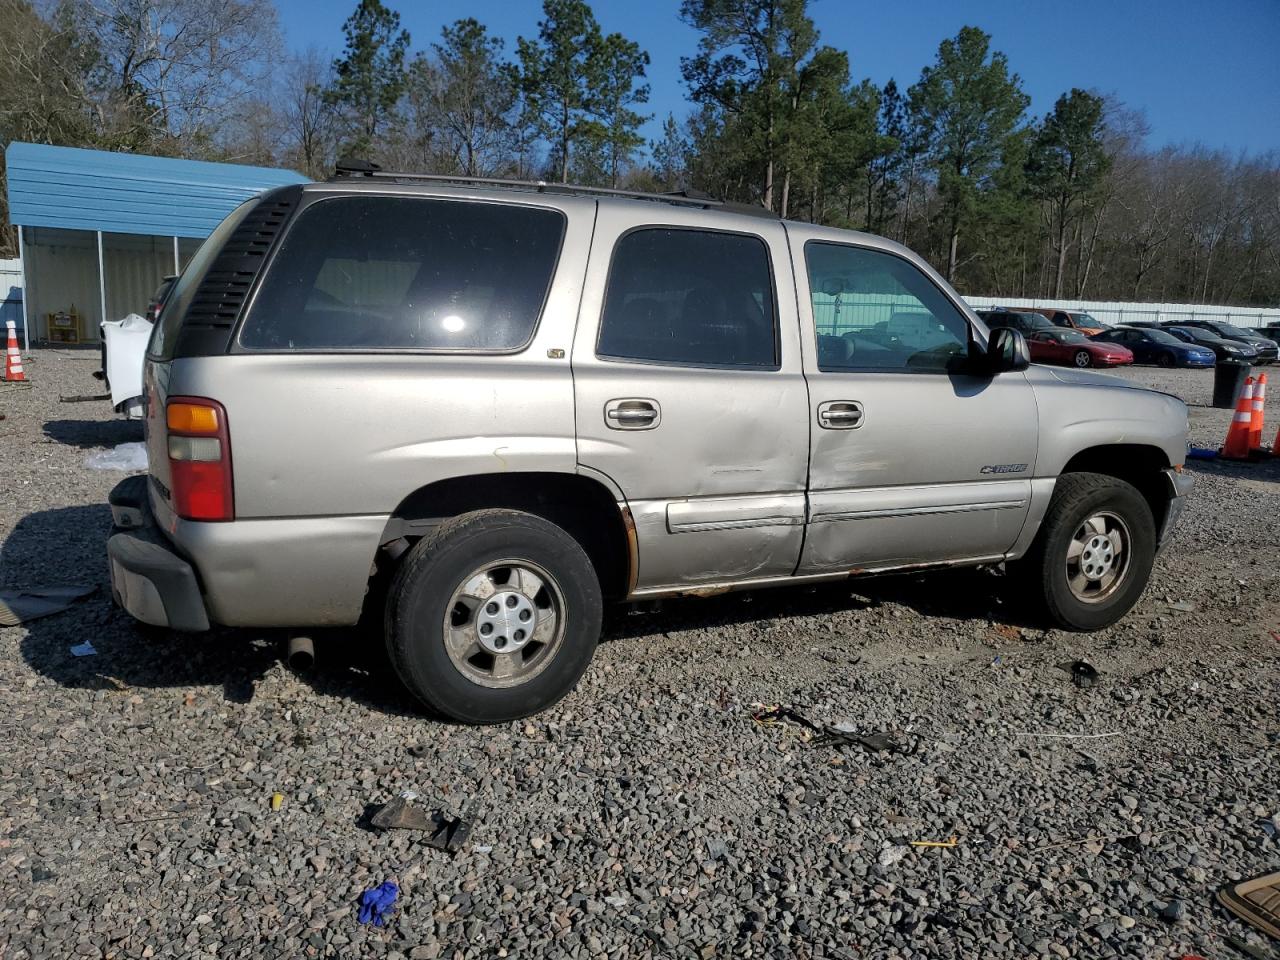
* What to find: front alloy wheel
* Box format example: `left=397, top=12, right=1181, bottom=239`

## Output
left=1065, top=512, right=1131, bottom=604
left=1074, top=350, right=1092, bottom=367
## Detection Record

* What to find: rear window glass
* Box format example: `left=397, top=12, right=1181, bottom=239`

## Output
left=149, top=198, right=259, bottom=359
left=239, top=196, right=565, bottom=351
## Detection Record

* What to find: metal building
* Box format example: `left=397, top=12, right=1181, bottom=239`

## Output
left=5, top=142, right=307, bottom=348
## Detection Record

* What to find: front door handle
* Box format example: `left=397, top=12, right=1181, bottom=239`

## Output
left=605, top=398, right=661, bottom=430
left=817, top=400, right=864, bottom=429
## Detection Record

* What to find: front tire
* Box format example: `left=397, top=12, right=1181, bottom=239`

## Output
left=1157, top=352, right=1175, bottom=368
left=1074, top=350, right=1092, bottom=368
left=385, top=509, right=602, bottom=723
left=1016, top=472, right=1156, bottom=631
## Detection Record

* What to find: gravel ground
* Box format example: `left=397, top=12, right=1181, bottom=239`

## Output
left=1, top=349, right=1278, bottom=960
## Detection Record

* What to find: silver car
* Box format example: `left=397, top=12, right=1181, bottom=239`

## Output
left=106, top=172, right=1193, bottom=722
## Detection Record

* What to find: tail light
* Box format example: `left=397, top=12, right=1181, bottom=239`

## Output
left=166, top=397, right=233, bottom=521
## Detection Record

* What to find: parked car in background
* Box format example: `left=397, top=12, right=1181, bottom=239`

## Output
left=1027, top=307, right=1108, bottom=337
left=1168, top=320, right=1278, bottom=364
left=1252, top=323, right=1280, bottom=344
left=1094, top=326, right=1216, bottom=368
left=1164, top=325, right=1260, bottom=364
left=1026, top=328, right=1133, bottom=368
left=976, top=309, right=1058, bottom=336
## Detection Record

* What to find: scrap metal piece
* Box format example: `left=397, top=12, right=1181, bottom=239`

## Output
left=369, top=796, right=472, bottom=853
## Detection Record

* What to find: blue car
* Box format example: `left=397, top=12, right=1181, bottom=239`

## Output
left=1094, top=326, right=1216, bottom=368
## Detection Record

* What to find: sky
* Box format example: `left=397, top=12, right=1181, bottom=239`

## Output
left=274, top=0, right=1280, bottom=155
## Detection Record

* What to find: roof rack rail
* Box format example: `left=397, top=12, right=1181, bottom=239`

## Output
left=327, top=160, right=780, bottom=219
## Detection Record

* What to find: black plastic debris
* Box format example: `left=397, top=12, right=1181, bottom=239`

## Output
left=1059, top=660, right=1100, bottom=689
left=369, top=796, right=472, bottom=853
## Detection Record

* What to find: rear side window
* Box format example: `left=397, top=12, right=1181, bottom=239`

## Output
left=597, top=228, right=778, bottom=368
left=239, top=196, right=565, bottom=351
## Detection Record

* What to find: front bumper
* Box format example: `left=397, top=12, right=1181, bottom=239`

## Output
left=1158, top=467, right=1195, bottom=549
left=107, top=476, right=210, bottom=631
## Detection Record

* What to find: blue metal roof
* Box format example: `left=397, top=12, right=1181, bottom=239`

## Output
left=5, top=142, right=309, bottom=238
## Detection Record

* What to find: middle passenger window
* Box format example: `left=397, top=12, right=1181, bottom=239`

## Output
left=597, top=228, right=778, bottom=369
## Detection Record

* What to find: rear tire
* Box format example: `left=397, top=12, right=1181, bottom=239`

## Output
left=1015, top=472, right=1156, bottom=631
left=385, top=509, right=602, bottom=723
left=1074, top=350, right=1092, bottom=368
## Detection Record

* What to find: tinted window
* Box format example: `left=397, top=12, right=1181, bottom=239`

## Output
left=597, top=229, right=777, bottom=368
left=240, top=197, right=564, bottom=351
left=150, top=198, right=259, bottom=359
left=805, top=242, right=969, bottom=372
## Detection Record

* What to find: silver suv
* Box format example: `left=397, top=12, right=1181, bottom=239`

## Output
left=106, top=171, right=1193, bottom=722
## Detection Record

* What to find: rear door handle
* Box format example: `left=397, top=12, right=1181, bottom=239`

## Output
left=605, top=398, right=661, bottom=430
left=818, top=400, right=864, bottom=429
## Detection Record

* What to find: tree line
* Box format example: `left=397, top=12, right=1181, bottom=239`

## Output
left=1, top=0, right=1277, bottom=307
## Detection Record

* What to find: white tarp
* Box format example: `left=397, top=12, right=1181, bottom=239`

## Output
left=101, top=313, right=153, bottom=413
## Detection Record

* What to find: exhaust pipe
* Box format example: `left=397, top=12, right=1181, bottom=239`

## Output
left=286, top=635, right=314, bottom=671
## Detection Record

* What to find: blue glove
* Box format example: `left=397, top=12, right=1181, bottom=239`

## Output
left=357, top=881, right=399, bottom=927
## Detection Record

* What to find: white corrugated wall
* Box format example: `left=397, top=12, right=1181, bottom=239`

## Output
left=0, top=257, right=22, bottom=336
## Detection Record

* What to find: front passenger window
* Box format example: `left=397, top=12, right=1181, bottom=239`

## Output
left=805, top=242, right=970, bottom=372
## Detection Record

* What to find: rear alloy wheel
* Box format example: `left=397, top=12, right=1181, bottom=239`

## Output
left=1074, top=350, right=1092, bottom=368
left=1016, top=472, right=1156, bottom=631
left=386, top=509, right=602, bottom=723
left=1157, top=352, right=1175, bottom=368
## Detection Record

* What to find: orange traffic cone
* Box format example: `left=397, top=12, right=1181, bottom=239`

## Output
left=1248, top=372, right=1266, bottom=453
left=1220, top=377, right=1255, bottom=461
left=3, top=320, right=25, bottom=382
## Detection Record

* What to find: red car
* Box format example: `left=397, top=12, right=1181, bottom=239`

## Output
left=1026, top=328, right=1133, bottom=368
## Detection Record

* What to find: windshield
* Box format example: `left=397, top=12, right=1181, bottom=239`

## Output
left=1057, top=330, right=1089, bottom=343
left=1073, top=313, right=1099, bottom=326
left=1145, top=329, right=1183, bottom=345
left=1213, top=324, right=1249, bottom=338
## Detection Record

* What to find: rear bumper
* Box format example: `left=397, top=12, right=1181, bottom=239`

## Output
left=107, top=476, right=387, bottom=629
left=107, top=477, right=210, bottom=631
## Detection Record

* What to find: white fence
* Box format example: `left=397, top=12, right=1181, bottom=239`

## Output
left=0, top=258, right=22, bottom=337
left=965, top=295, right=1280, bottom=331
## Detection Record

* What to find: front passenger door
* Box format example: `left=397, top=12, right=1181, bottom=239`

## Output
left=796, top=238, right=1039, bottom=572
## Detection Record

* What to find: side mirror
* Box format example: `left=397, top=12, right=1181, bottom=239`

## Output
left=985, top=327, right=1030, bottom=373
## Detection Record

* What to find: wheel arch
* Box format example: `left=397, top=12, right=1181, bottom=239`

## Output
left=1058, top=444, right=1172, bottom=531
left=378, top=472, right=634, bottom=601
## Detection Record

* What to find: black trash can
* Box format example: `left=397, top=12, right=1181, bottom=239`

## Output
left=1212, top=360, right=1252, bottom=409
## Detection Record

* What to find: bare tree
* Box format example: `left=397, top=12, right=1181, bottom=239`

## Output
left=279, top=48, right=339, bottom=178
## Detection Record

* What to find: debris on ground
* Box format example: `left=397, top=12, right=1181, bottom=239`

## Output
left=1167, top=599, right=1197, bottom=613
left=84, top=441, right=147, bottom=471
left=356, top=881, right=398, bottom=927
left=369, top=795, right=473, bottom=853
left=1060, top=659, right=1100, bottom=688
left=877, top=845, right=910, bottom=868
left=59, top=393, right=111, bottom=403
left=909, top=835, right=959, bottom=848
left=1217, top=870, right=1280, bottom=940
left=0, top=584, right=95, bottom=626
left=753, top=706, right=916, bottom=755
left=270, top=793, right=284, bottom=812
left=68, top=641, right=97, bottom=657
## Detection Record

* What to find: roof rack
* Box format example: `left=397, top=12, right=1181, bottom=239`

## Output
left=329, top=158, right=780, bottom=219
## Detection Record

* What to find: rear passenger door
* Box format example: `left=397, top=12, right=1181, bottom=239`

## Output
left=572, top=207, right=810, bottom=591
left=795, top=236, right=1039, bottom=572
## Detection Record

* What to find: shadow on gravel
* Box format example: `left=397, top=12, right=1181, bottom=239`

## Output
left=4, top=504, right=420, bottom=717
left=602, top=565, right=1038, bottom=642
left=1183, top=454, right=1280, bottom=486
left=5, top=503, right=1036, bottom=720
left=42, top=418, right=143, bottom=449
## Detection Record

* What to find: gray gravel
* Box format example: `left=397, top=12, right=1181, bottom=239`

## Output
left=1, top=349, right=1278, bottom=959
